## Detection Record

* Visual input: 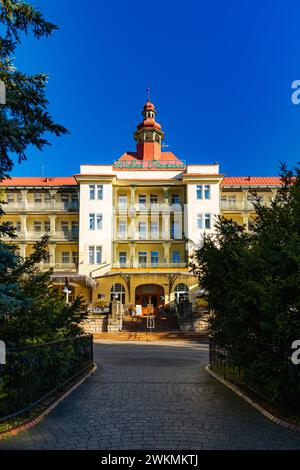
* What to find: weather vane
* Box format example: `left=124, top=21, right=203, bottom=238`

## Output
left=146, top=87, right=150, bottom=102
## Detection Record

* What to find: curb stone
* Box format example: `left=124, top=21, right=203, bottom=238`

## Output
left=0, top=363, right=98, bottom=440
left=205, top=364, right=300, bottom=434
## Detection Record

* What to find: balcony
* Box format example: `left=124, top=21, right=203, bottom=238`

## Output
left=220, top=199, right=271, bottom=211
left=4, top=201, right=79, bottom=213
left=40, top=262, right=77, bottom=271
left=15, top=230, right=79, bottom=241
left=114, top=231, right=184, bottom=241
left=114, top=202, right=183, bottom=213
left=112, top=262, right=187, bottom=269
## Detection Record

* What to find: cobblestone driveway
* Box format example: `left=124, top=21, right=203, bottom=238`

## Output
left=1, top=340, right=300, bottom=450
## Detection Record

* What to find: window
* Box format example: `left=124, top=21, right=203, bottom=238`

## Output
left=171, top=194, right=180, bottom=204
left=204, top=185, right=211, bottom=199
left=96, top=213, right=103, bottom=230
left=89, top=213, right=95, bottom=230
left=61, top=194, right=69, bottom=209
left=34, top=221, right=42, bottom=232
left=97, top=185, right=103, bottom=200
left=110, top=283, right=125, bottom=303
left=34, top=193, right=42, bottom=205
left=96, top=246, right=102, bottom=264
left=205, top=213, right=211, bottom=229
left=62, top=252, right=70, bottom=264
left=138, top=194, right=146, bottom=209
left=174, top=283, right=189, bottom=303
left=172, top=251, right=181, bottom=263
left=197, top=214, right=203, bottom=229
left=138, top=251, right=147, bottom=266
left=16, top=221, right=21, bottom=232
left=151, top=251, right=159, bottom=265
left=150, top=194, right=158, bottom=205
left=89, top=185, right=95, bottom=200
left=89, top=246, right=101, bottom=264
left=17, top=193, right=22, bottom=205
left=44, top=221, right=50, bottom=232
left=61, top=221, right=69, bottom=234
left=196, top=185, right=203, bottom=199
left=72, top=252, right=78, bottom=265
left=150, top=221, right=159, bottom=238
left=45, top=193, right=51, bottom=204
left=89, top=246, right=95, bottom=264
left=71, top=194, right=79, bottom=209
left=171, top=220, right=181, bottom=239
left=118, top=194, right=127, bottom=210
left=119, top=251, right=127, bottom=266
left=7, top=193, right=14, bottom=204
left=71, top=222, right=79, bottom=236
left=139, top=222, right=147, bottom=239
left=118, top=220, right=126, bottom=237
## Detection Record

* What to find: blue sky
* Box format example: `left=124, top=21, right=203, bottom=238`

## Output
left=10, top=0, right=300, bottom=177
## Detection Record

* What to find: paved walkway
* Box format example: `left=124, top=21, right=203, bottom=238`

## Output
left=1, top=340, right=300, bottom=450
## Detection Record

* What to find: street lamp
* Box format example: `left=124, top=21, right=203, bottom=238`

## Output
left=63, top=278, right=72, bottom=304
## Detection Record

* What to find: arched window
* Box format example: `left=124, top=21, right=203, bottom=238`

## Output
left=110, top=283, right=125, bottom=304
left=174, top=283, right=189, bottom=303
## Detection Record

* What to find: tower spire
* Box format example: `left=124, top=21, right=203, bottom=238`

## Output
left=134, top=98, right=164, bottom=160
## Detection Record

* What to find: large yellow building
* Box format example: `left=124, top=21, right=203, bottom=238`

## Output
left=0, top=100, right=281, bottom=313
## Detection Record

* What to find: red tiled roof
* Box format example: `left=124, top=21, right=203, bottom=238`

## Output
left=0, top=177, right=77, bottom=187
left=221, top=177, right=282, bottom=186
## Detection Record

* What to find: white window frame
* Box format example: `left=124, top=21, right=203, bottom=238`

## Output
left=96, top=246, right=102, bottom=264
left=197, top=213, right=203, bottom=229
left=97, top=184, right=103, bottom=200
left=204, top=185, right=211, bottom=200
left=62, top=251, right=70, bottom=264
left=89, top=213, right=95, bottom=230
left=172, top=250, right=181, bottom=263
left=204, top=213, right=211, bottom=229
left=196, top=185, right=203, bottom=200
left=89, top=185, right=95, bottom=200
left=96, top=213, right=103, bottom=230
left=88, top=246, right=95, bottom=264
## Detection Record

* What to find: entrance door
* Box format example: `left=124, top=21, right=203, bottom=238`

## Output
left=135, top=284, right=164, bottom=315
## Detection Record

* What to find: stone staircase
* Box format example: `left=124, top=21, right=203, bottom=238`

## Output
left=93, top=314, right=207, bottom=341
left=92, top=331, right=208, bottom=341
left=122, top=315, right=179, bottom=332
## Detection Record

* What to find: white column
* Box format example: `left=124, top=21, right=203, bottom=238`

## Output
left=20, top=214, right=27, bottom=239
left=163, top=242, right=170, bottom=265
left=113, top=242, right=118, bottom=265
left=130, top=242, right=136, bottom=267
left=49, top=189, right=57, bottom=208
left=49, top=215, right=57, bottom=237
left=130, top=185, right=136, bottom=207
left=19, top=243, right=26, bottom=258
left=21, top=189, right=28, bottom=209
left=49, top=244, right=56, bottom=267
left=129, top=217, right=135, bottom=239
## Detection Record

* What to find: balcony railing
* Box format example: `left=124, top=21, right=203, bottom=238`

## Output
left=112, top=261, right=187, bottom=269
left=114, top=231, right=184, bottom=241
left=40, top=262, right=77, bottom=271
left=4, top=201, right=79, bottom=212
left=220, top=199, right=271, bottom=211
left=114, top=202, right=183, bottom=213
left=15, top=230, right=79, bottom=241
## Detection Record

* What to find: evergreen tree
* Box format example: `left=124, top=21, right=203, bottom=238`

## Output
left=0, top=0, right=68, bottom=181
left=190, top=163, right=300, bottom=409
left=0, top=2, right=86, bottom=345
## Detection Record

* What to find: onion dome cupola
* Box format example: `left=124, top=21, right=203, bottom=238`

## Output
left=134, top=97, right=165, bottom=160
